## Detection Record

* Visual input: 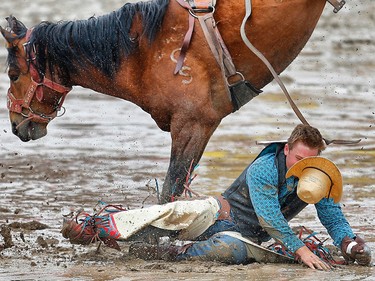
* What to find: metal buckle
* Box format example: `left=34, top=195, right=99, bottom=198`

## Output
left=23, top=41, right=36, bottom=61
left=188, top=6, right=215, bottom=18
left=326, top=0, right=345, bottom=13
left=226, top=72, right=245, bottom=87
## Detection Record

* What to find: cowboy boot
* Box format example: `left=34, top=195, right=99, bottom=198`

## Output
left=61, top=216, right=121, bottom=250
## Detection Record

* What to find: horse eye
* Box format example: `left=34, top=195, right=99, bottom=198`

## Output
left=8, top=72, right=19, bottom=82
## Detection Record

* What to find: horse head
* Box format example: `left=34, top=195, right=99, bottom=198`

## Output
left=1, top=16, right=71, bottom=142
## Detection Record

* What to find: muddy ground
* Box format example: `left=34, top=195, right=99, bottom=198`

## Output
left=0, top=0, right=374, bottom=280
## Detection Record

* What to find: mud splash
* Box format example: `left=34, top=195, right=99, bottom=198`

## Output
left=0, top=0, right=374, bottom=280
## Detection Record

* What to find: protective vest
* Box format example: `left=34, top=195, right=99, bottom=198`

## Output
left=222, top=143, right=308, bottom=242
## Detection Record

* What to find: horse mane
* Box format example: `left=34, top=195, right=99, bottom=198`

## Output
left=29, top=0, right=169, bottom=80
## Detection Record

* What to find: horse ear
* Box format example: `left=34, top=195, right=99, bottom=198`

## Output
left=1, top=16, right=27, bottom=44
left=0, top=26, right=16, bottom=43
left=6, top=16, right=27, bottom=35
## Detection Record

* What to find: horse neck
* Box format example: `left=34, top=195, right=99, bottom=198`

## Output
left=68, top=66, right=120, bottom=97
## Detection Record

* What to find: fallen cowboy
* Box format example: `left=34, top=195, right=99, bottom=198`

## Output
left=61, top=193, right=370, bottom=268
left=62, top=125, right=372, bottom=269
left=62, top=197, right=297, bottom=262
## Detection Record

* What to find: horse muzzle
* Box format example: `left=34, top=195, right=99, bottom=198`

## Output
left=10, top=113, right=48, bottom=142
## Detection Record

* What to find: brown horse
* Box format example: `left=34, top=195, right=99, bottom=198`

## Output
left=1, top=0, right=334, bottom=203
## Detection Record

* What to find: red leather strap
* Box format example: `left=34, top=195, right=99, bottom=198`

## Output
left=7, top=28, right=72, bottom=126
left=7, top=89, right=23, bottom=113
left=42, top=77, right=72, bottom=94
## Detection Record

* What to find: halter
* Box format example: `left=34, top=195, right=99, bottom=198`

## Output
left=7, top=29, right=72, bottom=130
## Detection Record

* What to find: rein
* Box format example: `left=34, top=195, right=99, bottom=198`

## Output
left=240, top=0, right=345, bottom=125
left=7, top=29, right=72, bottom=129
left=240, top=0, right=361, bottom=146
left=240, top=0, right=310, bottom=125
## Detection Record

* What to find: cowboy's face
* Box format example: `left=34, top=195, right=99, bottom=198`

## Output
left=284, top=141, right=319, bottom=169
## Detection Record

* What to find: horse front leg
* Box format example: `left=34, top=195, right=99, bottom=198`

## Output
left=160, top=120, right=219, bottom=203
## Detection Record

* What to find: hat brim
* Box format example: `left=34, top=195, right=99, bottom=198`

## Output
left=286, top=156, right=342, bottom=203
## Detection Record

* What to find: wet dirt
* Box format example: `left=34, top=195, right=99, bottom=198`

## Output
left=0, top=0, right=374, bottom=280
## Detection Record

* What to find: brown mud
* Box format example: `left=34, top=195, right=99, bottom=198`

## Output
left=0, top=0, right=374, bottom=280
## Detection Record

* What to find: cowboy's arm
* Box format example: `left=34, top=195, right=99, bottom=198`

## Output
left=246, top=159, right=304, bottom=250
left=316, top=198, right=372, bottom=265
left=246, top=161, right=331, bottom=270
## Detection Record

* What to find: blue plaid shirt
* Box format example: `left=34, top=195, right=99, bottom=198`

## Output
left=246, top=152, right=355, bottom=253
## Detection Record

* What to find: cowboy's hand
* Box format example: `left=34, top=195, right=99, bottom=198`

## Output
left=295, top=245, right=332, bottom=271
left=341, top=236, right=372, bottom=266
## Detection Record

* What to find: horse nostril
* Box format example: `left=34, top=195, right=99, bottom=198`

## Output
left=11, top=122, right=18, bottom=135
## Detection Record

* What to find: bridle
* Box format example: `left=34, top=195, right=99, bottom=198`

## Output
left=7, top=29, right=72, bottom=130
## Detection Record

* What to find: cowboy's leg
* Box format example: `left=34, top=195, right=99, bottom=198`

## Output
left=177, top=233, right=248, bottom=264
left=128, top=216, right=249, bottom=262
left=194, top=218, right=239, bottom=240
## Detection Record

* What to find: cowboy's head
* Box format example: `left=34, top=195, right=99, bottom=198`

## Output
left=284, top=124, right=326, bottom=169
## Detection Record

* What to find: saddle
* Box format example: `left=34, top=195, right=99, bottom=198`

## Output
left=175, top=0, right=262, bottom=112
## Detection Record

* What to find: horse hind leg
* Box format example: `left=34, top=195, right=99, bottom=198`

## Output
left=160, top=119, right=219, bottom=203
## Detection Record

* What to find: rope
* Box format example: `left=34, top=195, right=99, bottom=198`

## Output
left=240, top=0, right=310, bottom=126
left=268, top=226, right=344, bottom=265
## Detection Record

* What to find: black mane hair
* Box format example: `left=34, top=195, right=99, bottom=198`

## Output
left=28, top=0, right=169, bottom=80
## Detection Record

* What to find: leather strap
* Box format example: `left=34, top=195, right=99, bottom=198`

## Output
left=197, top=14, right=237, bottom=78
left=7, top=28, right=72, bottom=129
left=216, top=195, right=232, bottom=221
left=197, top=14, right=233, bottom=100
left=174, top=0, right=237, bottom=81
left=174, top=12, right=195, bottom=74
left=175, top=0, right=260, bottom=108
left=240, top=0, right=361, bottom=146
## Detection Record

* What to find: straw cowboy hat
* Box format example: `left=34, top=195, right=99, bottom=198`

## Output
left=286, top=156, right=343, bottom=204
